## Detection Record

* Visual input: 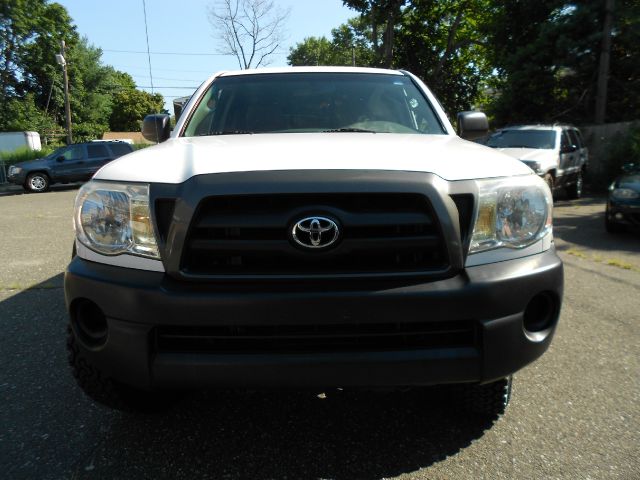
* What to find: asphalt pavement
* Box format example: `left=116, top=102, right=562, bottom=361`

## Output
left=0, top=189, right=638, bottom=479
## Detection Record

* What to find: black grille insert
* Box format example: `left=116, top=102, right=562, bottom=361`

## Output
left=181, top=193, right=449, bottom=276
left=155, top=321, right=477, bottom=354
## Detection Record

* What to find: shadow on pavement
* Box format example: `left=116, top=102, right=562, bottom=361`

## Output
left=1, top=274, right=497, bottom=480
left=0, top=183, right=82, bottom=197
left=553, top=196, right=640, bottom=255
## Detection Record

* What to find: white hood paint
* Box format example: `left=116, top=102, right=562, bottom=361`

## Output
left=95, top=133, right=532, bottom=184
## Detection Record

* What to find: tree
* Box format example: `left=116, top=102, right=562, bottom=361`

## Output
left=208, top=0, right=290, bottom=69
left=394, top=0, right=492, bottom=116
left=288, top=18, right=375, bottom=67
left=343, top=0, right=407, bottom=67
left=481, top=0, right=639, bottom=126
left=109, top=89, right=165, bottom=132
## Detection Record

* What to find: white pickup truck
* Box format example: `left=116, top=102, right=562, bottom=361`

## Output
left=65, top=67, right=563, bottom=417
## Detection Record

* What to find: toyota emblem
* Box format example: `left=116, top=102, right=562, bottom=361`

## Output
left=291, top=216, right=340, bottom=249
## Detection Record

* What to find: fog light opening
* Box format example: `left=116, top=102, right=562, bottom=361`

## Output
left=73, top=299, right=108, bottom=347
left=523, top=292, right=557, bottom=333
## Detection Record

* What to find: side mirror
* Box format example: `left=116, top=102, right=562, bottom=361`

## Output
left=457, top=111, right=489, bottom=141
left=56, top=156, right=65, bottom=163
left=561, top=144, right=578, bottom=154
left=142, top=114, right=171, bottom=143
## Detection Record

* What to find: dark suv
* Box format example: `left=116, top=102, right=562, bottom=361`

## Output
left=6, top=141, right=134, bottom=193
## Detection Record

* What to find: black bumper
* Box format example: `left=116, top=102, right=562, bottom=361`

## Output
left=607, top=199, right=640, bottom=227
left=64, top=248, right=563, bottom=389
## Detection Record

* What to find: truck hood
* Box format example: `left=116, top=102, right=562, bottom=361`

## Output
left=495, top=147, right=556, bottom=163
left=95, top=133, right=532, bottom=183
left=14, top=157, right=50, bottom=169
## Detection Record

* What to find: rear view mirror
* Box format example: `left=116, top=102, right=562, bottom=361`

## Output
left=457, top=111, right=489, bottom=141
left=561, top=144, right=578, bottom=154
left=142, top=114, right=171, bottom=143
left=621, top=163, right=637, bottom=173
left=56, top=156, right=65, bottom=163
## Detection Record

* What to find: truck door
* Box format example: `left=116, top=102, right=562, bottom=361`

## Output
left=85, top=143, right=112, bottom=178
left=50, top=145, right=86, bottom=182
left=559, top=130, right=577, bottom=181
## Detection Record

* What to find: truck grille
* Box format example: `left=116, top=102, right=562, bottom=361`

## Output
left=180, top=193, right=449, bottom=276
left=154, top=321, right=477, bottom=354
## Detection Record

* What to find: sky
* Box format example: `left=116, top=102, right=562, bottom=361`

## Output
left=58, top=0, right=356, bottom=113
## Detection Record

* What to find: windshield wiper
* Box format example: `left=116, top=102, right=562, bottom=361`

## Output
left=322, top=128, right=377, bottom=133
left=206, top=130, right=254, bottom=136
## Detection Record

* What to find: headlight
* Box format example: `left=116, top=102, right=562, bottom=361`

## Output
left=74, top=181, right=160, bottom=259
left=611, top=188, right=639, bottom=200
left=469, top=175, right=552, bottom=254
left=8, top=166, right=22, bottom=175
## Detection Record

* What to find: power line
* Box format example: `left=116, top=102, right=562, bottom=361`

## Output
left=141, top=0, right=154, bottom=95
left=131, top=74, right=200, bottom=82
left=103, top=49, right=287, bottom=56
left=111, top=64, right=215, bottom=73
left=104, top=49, right=228, bottom=56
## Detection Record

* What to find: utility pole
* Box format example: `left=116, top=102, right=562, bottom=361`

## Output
left=595, top=0, right=614, bottom=124
left=352, top=46, right=356, bottom=67
left=56, top=40, right=72, bottom=144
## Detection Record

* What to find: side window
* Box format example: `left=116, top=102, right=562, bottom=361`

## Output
left=87, top=144, right=109, bottom=158
left=109, top=143, right=133, bottom=157
left=567, top=129, right=579, bottom=148
left=560, top=131, right=571, bottom=151
left=572, top=129, right=583, bottom=148
left=62, top=145, right=85, bottom=160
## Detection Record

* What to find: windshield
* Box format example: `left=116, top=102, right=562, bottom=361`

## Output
left=182, top=72, right=446, bottom=136
left=486, top=130, right=557, bottom=149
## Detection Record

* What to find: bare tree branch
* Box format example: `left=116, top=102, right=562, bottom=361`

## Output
left=208, top=0, right=290, bottom=69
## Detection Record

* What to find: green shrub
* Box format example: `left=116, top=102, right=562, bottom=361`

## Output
left=132, top=143, right=153, bottom=151
left=0, top=146, right=55, bottom=167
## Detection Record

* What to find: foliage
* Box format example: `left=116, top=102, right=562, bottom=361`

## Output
left=208, top=0, right=290, bottom=69
left=287, top=18, right=374, bottom=67
left=482, top=0, right=639, bottom=126
left=109, top=89, right=165, bottom=132
left=0, top=145, right=56, bottom=166
left=0, top=1, right=165, bottom=142
left=394, top=0, right=493, bottom=117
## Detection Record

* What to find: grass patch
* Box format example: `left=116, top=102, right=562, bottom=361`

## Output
left=606, top=259, right=634, bottom=270
left=0, top=145, right=56, bottom=166
left=563, top=248, right=639, bottom=272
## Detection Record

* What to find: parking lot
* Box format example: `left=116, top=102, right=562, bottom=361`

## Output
left=0, top=188, right=638, bottom=480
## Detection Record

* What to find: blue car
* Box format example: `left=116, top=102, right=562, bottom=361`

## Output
left=7, top=141, right=133, bottom=193
left=606, top=163, right=640, bottom=233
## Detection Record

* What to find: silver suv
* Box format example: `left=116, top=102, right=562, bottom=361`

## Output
left=485, top=125, right=588, bottom=199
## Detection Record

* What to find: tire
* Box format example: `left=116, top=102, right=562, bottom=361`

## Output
left=25, top=172, right=50, bottom=193
left=66, top=325, right=176, bottom=413
left=605, top=213, right=625, bottom=234
left=452, top=376, right=512, bottom=418
left=566, top=171, right=583, bottom=199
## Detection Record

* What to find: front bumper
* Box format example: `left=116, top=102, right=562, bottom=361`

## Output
left=65, top=248, right=563, bottom=390
left=607, top=199, right=640, bottom=227
left=6, top=170, right=26, bottom=185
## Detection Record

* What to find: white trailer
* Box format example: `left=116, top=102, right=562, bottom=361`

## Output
left=0, top=131, right=42, bottom=154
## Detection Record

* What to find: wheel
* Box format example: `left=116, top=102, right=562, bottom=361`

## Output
left=544, top=173, right=554, bottom=196
left=66, top=325, right=176, bottom=412
left=25, top=172, right=50, bottom=193
left=566, top=171, right=583, bottom=199
left=605, top=212, right=625, bottom=234
left=452, top=376, right=512, bottom=418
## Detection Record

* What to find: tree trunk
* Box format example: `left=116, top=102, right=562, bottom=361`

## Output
left=595, top=0, right=614, bottom=124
